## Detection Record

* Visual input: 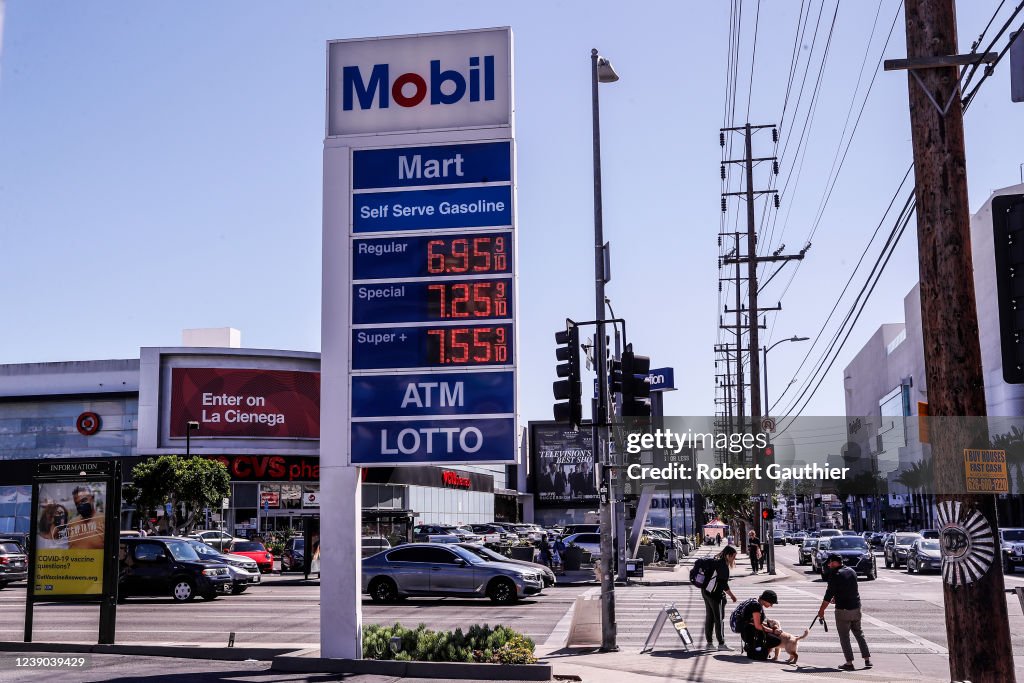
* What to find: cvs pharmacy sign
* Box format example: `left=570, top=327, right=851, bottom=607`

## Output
left=328, top=28, right=511, bottom=136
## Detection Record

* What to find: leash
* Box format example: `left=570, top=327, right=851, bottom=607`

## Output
left=807, top=615, right=828, bottom=632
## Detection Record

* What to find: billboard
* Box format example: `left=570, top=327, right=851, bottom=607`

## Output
left=33, top=481, right=107, bottom=596
left=169, top=368, right=320, bottom=439
left=327, top=28, right=512, bottom=137
left=531, top=423, right=597, bottom=507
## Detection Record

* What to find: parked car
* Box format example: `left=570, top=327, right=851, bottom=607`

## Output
left=906, top=538, right=942, bottom=574
left=488, top=523, right=521, bottom=542
left=797, top=537, right=817, bottom=565
left=362, top=542, right=543, bottom=604
left=282, top=537, right=305, bottom=572
left=188, top=530, right=245, bottom=552
left=918, top=529, right=940, bottom=540
left=562, top=524, right=600, bottom=538
left=511, top=524, right=546, bottom=542
left=644, top=528, right=685, bottom=561
left=884, top=532, right=924, bottom=568
left=458, top=542, right=556, bottom=587
left=811, top=538, right=832, bottom=574
left=773, top=530, right=786, bottom=545
left=999, top=527, right=1024, bottom=573
left=227, top=540, right=275, bottom=573
left=821, top=535, right=876, bottom=580
left=0, top=539, right=28, bottom=588
left=468, top=524, right=505, bottom=544
left=562, top=532, right=602, bottom=561
left=362, top=536, right=391, bottom=558
left=119, top=537, right=233, bottom=601
left=440, top=526, right=483, bottom=544
left=412, top=525, right=461, bottom=544
left=184, top=538, right=261, bottom=594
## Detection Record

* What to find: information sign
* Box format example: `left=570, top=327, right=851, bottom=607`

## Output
left=352, top=231, right=513, bottom=280
left=353, top=185, right=512, bottom=232
left=352, top=277, right=512, bottom=324
left=352, top=323, right=512, bottom=370
left=351, top=370, right=514, bottom=417
left=964, top=448, right=1009, bottom=492
left=351, top=417, right=515, bottom=464
left=353, top=141, right=511, bottom=189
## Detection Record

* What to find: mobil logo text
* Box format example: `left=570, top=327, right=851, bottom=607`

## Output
left=342, top=56, right=495, bottom=111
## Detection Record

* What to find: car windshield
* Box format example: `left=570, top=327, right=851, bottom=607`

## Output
left=896, top=535, right=921, bottom=546
left=920, top=541, right=940, bottom=551
left=189, top=542, right=220, bottom=558
left=1003, top=529, right=1024, bottom=542
left=232, top=542, right=265, bottom=552
left=463, top=545, right=502, bottom=561
left=165, top=540, right=201, bottom=562
left=829, top=537, right=867, bottom=550
left=803, top=539, right=817, bottom=547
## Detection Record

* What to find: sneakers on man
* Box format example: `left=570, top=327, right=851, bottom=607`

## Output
left=717, top=643, right=732, bottom=651
left=837, top=662, right=856, bottom=671
left=864, top=659, right=872, bottom=668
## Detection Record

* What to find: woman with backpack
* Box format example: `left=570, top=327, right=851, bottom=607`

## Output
left=701, top=545, right=738, bottom=650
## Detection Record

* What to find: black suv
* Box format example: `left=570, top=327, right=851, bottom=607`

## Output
left=119, top=537, right=232, bottom=602
left=0, top=539, right=28, bottom=589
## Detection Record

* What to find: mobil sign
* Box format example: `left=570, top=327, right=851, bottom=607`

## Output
left=327, top=28, right=512, bottom=136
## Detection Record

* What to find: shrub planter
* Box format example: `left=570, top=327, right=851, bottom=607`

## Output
left=637, top=544, right=657, bottom=565
left=510, top=546, right=537, bottom=562
left=562, top=546, right=583, bottom=571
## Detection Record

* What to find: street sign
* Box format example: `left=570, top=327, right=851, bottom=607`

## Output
left=762, top=417, right=777, bottom=433
left=222, top=497, right=230, bottom=509
left=351, top=371, right=514, bottom=417
left=964, top=449, right=1009, bottom=493
left=646, top=367, right=675, bottom=392
left=351, top=416, right=515, bottom=465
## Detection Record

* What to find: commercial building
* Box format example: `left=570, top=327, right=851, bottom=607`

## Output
left=843, top=183, right=1024, bottom=528
left=0, top=330, right=519, bottom=543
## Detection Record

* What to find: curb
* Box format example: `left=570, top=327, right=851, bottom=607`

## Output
left=0, top=641, right=294, bottom=661
left=271, top=654, right=552, bottom=680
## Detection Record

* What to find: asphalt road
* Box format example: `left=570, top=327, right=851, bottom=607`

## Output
left=2, top=544, right=1024, bottom=658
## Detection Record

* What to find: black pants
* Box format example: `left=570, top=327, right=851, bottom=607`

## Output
left=741, top=625, right=781, bottom=657
left=701, top=591, right=726, bottom=645
left=749, top=549, right=760, bottom=572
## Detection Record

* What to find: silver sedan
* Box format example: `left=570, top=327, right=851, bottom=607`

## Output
left=362, top=542, right=544, bottom=604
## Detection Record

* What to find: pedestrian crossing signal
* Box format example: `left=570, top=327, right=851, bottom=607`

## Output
left=761, top=508, right=774, bottom=521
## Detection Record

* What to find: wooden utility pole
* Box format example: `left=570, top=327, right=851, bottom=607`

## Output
left=888, top=1, right=1013, bottom=680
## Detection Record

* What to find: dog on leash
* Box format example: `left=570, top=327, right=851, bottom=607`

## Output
left=764, top=618, right=809, bottom=664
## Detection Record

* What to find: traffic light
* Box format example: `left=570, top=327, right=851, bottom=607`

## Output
left=552, top=320, right=582, bottom=429
left=621, top=346, right=651, bottom=417
left=992, top=194, right=1024, bottom=383
left=762, top=508, right=775, bottom=521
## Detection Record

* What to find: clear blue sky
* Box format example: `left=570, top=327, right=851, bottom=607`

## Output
left=0, top=1, right=1020, bottom=424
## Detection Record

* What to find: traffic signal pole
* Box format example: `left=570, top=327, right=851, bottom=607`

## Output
left=885, top=2, right=1013, bottom=680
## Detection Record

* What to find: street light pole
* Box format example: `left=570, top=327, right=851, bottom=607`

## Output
left=591, top=47, right=618, bottom=652
left=761, top=335, right=808, bottom=575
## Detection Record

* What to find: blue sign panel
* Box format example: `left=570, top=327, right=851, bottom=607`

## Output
left=352, top=231, right=513, bottom=281
left=351, top=371, right=514, bottom=418
left=351, top=417, right=516, bottom=464
left=353, top=186, right=512, bottom=233
left=647, top=367, right=676, bottom=392
left=352, top=278, right=512, bottom=325
left=353, top=142, right=512, bottom=190
left=352, top=323, right=513, bottom=370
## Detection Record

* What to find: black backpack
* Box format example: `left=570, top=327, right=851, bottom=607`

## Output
left=730, top=598, right=759, bottom=633
left=689, top=557, right=717, bottom=591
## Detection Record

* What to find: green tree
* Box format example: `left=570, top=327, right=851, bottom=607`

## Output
left=124, top=455, right=230, bottom=533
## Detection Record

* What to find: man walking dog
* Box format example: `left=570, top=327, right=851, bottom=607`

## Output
left=817, top=553, right=872, bottom=671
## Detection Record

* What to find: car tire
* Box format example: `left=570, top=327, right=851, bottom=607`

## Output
left=488, top=578, right=518, bottom=605
left=820, top=567, right=827, bottom=580
left=368, top=577, right=398, bottom=603
left=0, top=581, right=7, bottom=590
left=171, top=578, right=197, bottom=602
left=201, top=592, right=218, bottom=601
left=866, top=563, right=876, bottom=580
left=231, top=585, right=248, bottom=595
left=1003, top=556, right=1013, bottom=575
left=884, top=554, right=892, bottom=569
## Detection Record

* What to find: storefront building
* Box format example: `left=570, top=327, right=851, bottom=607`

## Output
left=0, top=336, right=513, bottom=538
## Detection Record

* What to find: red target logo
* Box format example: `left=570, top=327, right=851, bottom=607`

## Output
left=76, top=412, right=101, bottom=436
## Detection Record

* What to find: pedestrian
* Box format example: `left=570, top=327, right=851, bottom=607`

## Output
left=701, top=545, right=738, bottom=650
left=538, top=538, right=552, bottom=568
left=716, top=534, right=722, bottom=546
left=740, top=589, right=782, bottom=658
left=553, top=536, right=566, bottom=574
left=748, top=529, right=762, bottom=574
left=817, top=553, right=872, bottom=671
